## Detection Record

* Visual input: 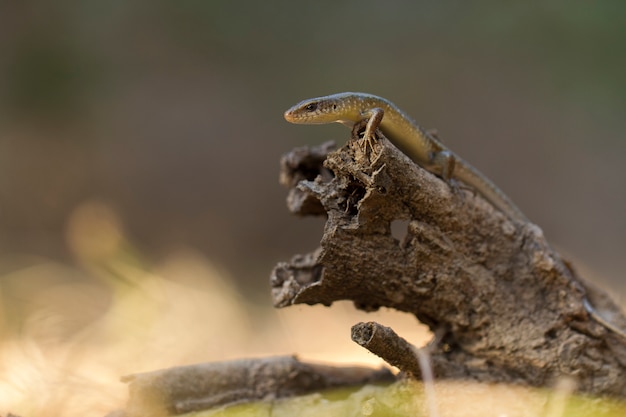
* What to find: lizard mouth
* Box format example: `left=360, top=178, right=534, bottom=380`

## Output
left=283, top=108, right=298, bottom=122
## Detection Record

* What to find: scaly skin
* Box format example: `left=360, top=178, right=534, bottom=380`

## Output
left=284, top=92, right=528, bottom=222
left=284, top=92, right=626, bottom=340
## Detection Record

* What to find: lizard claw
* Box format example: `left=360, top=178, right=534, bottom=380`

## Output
left=351, top=119, right=379, bottom=159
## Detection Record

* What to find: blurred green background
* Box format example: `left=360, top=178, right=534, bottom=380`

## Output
left=2, top=0, right=626, bottom=311
left=1, top=2, right=626, bottom=412
left=4, top=1, right=626, bottom=289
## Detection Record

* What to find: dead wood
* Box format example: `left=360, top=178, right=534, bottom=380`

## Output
left=115, top=356, right=393, bottom=417
left=272, top=130, right=626, bottom=397
left=351, top=321, right=425, bottom=377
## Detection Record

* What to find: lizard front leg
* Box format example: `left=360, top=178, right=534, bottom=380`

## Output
left=362, top=107, right=384, bottom=141
left=349, top=108, right=385, bottom=157
left=356, top=107, right=385, bottom=157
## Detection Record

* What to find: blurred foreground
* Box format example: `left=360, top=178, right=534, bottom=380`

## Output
left=192, top=380, right=626, bottom=417
left=0, top=201, right=430, bottom=416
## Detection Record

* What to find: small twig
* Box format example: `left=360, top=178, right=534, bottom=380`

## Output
left=351, top=322, right=422, bottom=377
left=352, top=322, right=440, bottom=417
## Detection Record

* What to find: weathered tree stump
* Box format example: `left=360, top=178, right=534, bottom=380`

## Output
left=271, top=129, right=626, bottom=397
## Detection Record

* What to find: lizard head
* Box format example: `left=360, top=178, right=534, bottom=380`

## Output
left=284, top=93, right=362, bottom=126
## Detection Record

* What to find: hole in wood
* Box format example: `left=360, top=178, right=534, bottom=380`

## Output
left=390, top=219, right=410, bottom=243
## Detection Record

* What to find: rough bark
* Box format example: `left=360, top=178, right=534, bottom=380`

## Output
left=271, top=130, right=626, bottom=397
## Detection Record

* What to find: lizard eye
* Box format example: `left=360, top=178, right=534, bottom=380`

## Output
left=304, top=103, right=318, bottom=112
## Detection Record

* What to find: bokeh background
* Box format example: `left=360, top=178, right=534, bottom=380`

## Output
left=1, top=1, right=625, bottom=415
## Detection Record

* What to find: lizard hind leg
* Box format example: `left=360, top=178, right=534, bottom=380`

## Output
left=429, top=149, right=456, bottom=181
left=429, top=150, right=468, bottom=200
left=430, top=150, right=484, bottom=212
